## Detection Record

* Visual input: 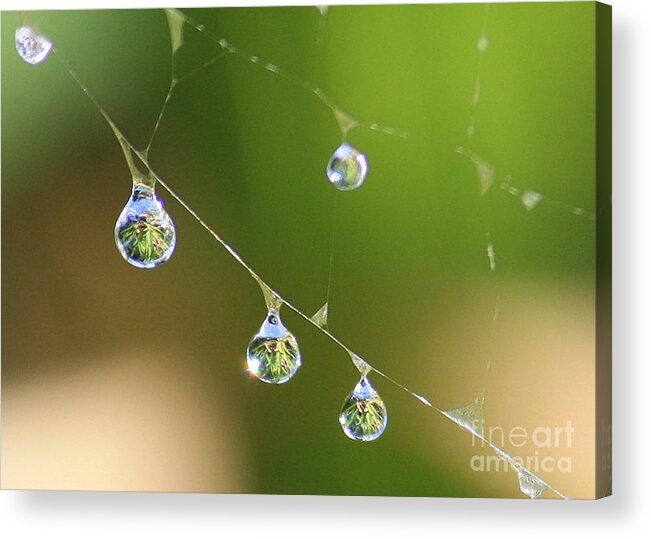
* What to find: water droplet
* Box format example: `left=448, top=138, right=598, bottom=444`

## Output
left=311, top=302, right=329, bottom=328
left=114, top=184, right=176, bottom=269
left=477, top=34, right=490, bottom=53
left=246, top=310, right=301, bottom=384
left=326, top=143, right=368, bottom=191
left=349, top=352, right=371, bottom=376
left=15, top=26, right=52, bottom=65
left=486, top=241, right=496, bottom=272
left=517, top=468, right=548, bottom=499
left=456, top=146, right=494, bottom=195
left=332, top=108, right=358, bottom=136
left=442, top=396, right=485, bottom=438
left=521, top=190, right=543, bottom=211
left=339, top=376, right=387, bottom=441
left=164, top=9, right=185, bottom=55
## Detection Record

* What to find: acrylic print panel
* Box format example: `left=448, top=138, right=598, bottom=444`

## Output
left=1, top=2, right=611, bottom=499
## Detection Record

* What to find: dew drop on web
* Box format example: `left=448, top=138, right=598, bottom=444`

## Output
left=15, top=26, right=53, bottom=65
left=114, top=183, right=176, bottom=269
left=246, top=310, right=302, bottom=384
left=339, top=375, right=388, bottom=441
left=326, top=143, right=369, bottom=191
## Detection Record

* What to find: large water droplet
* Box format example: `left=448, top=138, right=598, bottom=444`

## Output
left=326, top=143, right=368, bottom=191
left=247, top=310, right=302, bottom=384
left=15, top=26, right=52, bottom=65
left=114, top=184, right=176, bottom=269
left=339, top=376, right=387, bottom=441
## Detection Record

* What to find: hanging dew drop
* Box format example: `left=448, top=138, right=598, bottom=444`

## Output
left=15, top=26, right=53, bottom=65
left=246, top=310, right=302, bottom=384
left=339, top=376, right=388, bottom=441
left=326, top=143, right=368, bottom=191
left=114, top=183, right=176, bottom=269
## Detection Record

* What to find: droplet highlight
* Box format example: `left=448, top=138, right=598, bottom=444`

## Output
left=15, top=26, right=52, bottom=65
left=326, top=143, right=368, bottom=191
left=339, top=376, right=387, bottom=441
left=114, top=183, right=176, bottom=269
left=246, top=310, right=302, bottom=384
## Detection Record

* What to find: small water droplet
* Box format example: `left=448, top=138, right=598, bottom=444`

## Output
left=414, top=393, right=432, bottom=407
left=521, top=189, right=543, bottom=211
left=114, top=184, right=176, bottom=269
left=487, top=241, right=496, bottom=272
left=442, top=396, right=485, bottom=438
left=15, top=26, right=52, bottom=65
left=456, top=146, right=494, bottom=195
left=349, top=352, right=371, bottom=376
left=477, top=34, right=490, bottom=53
left=310, top=302, right=329, bottom=329
left=517, top=468, right=548, bottom=499
left=247, top=310, right=301, bottom=384
left=326, top=143, right=368, bottom=191
left=339, top=376, right=387, bottom=441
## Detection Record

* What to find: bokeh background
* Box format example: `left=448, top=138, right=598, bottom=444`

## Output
left=2, top=3, right=600, bottom=498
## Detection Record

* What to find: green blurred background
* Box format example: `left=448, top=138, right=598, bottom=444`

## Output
left=2, top=3, right=598, bottom=498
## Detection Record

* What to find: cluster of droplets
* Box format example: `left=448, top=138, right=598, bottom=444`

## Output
left=244, top=306, right=387, bottom=442
left=324, top=142, right=382, bottom=440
